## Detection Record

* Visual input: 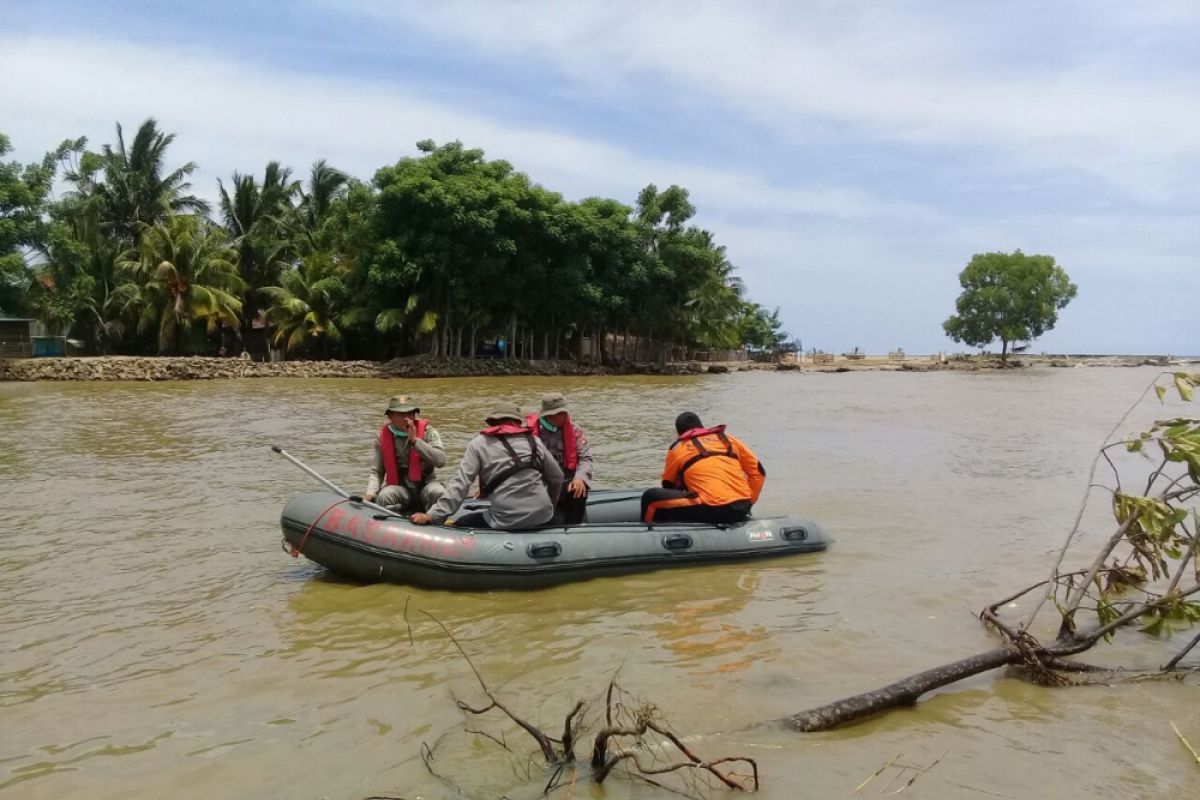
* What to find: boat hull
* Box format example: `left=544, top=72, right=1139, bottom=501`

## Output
left=280, top=489, right=831, bottom=589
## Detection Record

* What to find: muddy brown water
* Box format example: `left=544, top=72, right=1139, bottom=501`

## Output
left=1, top=368, right=1197, bottom=799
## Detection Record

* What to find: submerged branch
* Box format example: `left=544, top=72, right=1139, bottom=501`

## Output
left=789, top=584, right=1200, bottom=732
left=423, top=611, right=559, bottom=764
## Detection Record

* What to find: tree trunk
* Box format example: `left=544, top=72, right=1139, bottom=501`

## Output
left=509, top=314, right=517, bottom=360
left=469, top=323, right=477, bottom=359
left=554, top=328, right=561, bottom=361
left=1001, top=338, right=1009, bottom=363
left=786, top=648, right=1016, bottom=732
left=542, top=330, right=550, bottom=361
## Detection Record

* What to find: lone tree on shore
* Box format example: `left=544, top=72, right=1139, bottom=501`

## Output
left=943, top=250, right=1077, bottom=361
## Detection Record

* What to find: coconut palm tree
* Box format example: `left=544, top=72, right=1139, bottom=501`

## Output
left=261, top=251, right=351, bottom=358
left=296, top=159, right=349, bottom=250
left=123, top=215, right=243, bottom=354
left=94, top=119, right=209, bottom=247
left=218, top=161, right=299, bottom=342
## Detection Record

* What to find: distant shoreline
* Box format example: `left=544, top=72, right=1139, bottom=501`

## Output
left=0, top=354, right=1188, bottom=383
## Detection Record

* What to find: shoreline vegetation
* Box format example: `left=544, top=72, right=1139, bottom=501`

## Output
left=0, top=354, right=1186, bottom=383
left=2, top=123, right=793, bottom=366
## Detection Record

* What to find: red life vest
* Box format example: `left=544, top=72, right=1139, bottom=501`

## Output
left=676, top=424, right=727, bottom=443
left=379, top=418, right=429, bottom=486
left=526, top=414, right=578, bottom=472
left=478, top=423, right=541, bottom=498
left=481, top=423, right=532, bottom=437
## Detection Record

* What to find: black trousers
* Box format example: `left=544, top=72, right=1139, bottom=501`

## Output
left=640, top=488, right=752, bottom=524
left=554, top=487, right=588, bottom=525
left=450, top=510, right=491, bottom=529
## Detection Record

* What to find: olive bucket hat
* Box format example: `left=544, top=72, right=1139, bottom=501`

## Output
left=539, top=392, right=569, bottom=417
left=485, top=402, right=525, bottom=424
left=385, top=395, right=420, bottom=414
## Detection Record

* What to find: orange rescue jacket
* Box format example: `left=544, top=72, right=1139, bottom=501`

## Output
left=661, top=425, right=766, bottom=506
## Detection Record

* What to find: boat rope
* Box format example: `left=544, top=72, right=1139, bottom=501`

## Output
left=291, top=497, right=351, bottom=558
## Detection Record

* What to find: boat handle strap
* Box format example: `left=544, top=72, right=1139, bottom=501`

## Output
left=527, top=542, right=562, bottom=559
left=662, top=533, right=693, bottom=551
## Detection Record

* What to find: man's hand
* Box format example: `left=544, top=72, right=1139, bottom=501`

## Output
left=409, top=512, right=432, bottom=525
left=568, top=478, right=587, bottom=498
left=401, top=417, right=416, bottom=435
left=364, top=492, right=376, bottom=503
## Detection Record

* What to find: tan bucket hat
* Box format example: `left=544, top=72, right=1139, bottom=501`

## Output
left=385, top=395, right=420, bottom=414
left=539, top=392, right=569, bottom=416
left=485, top=402, right=524, bottom=424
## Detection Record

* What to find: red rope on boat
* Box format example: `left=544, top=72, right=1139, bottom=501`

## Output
left=291, top=498, right=351, bottom=558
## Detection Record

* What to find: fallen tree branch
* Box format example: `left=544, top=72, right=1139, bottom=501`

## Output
left=1164, top=631, right=1200, bottom=671
left=788, top=584, right=1200, bottom=731
left=423, top=611, right=559, bottom=764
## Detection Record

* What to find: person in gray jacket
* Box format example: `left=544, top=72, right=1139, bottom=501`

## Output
left=410, top=402, right=564, bottom=530
left=365, top=395, right=447, bottom=513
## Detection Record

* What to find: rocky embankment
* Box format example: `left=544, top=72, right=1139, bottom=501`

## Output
left=0, top=355, right=727, bottom=382
left=1, top=354, right=1184, bottom=382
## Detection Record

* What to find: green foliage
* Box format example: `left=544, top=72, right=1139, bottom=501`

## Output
left=1090, top=374, right=1200, bottom=638
left=262, top=251, right=350, bottom=357
left=124, top=215, right=243, bottom=354
left=5, top=127, right=783, bottom=359
left=0, top=133, right=61, bottom=315
left=943, top=250, right=1077, bottom=359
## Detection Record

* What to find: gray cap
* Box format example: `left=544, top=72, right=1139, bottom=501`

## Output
left=539, top=392, right=569, bottom=417
left=385, top=395, right=420, bottom=414
left=485, top=402, right=524, bottom=424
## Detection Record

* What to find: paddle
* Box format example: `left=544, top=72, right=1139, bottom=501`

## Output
left=271, top=445, right=405, bottom=519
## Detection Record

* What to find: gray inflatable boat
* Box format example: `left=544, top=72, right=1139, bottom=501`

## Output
left=280, top=489, right=831, bottom=589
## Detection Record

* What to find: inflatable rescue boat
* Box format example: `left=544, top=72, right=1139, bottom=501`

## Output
left=280, top=489, right=831, bottom=589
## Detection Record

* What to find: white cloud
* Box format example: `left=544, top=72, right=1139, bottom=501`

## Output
left=1, top=31, right=1195, bottom=353
left=329, top=0, right=1200, bottom=200
left=0, top=35, right=924, bottom=227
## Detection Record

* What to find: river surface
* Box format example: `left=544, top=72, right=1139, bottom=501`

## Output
left=1, top=368, right=1198, bottom=799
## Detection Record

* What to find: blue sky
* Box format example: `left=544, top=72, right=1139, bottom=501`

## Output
left=2, top=0, right=1197, bottom=354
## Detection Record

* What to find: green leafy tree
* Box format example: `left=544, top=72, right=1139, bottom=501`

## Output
left=943, top=250, right=1077, bottom=360
left=0, top=133, right=64, bottom=315
left=737, top=303, right=787, bottom=350
left=369, top=141, right=529, bottom=358
left=123, top=215, right=243, bottom=354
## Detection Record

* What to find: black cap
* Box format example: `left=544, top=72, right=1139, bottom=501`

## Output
left=675, top=412, right=702, bottom=434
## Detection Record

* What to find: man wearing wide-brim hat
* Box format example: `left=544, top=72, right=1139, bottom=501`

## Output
left=365, top=395, right=448, bottom=513
left=525, top=392, right=594, bottom=525
left=411, top=402, right=564, bottom=530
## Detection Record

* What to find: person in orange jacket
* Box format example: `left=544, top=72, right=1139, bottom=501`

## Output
left=640, top=412, right=765, bottom=524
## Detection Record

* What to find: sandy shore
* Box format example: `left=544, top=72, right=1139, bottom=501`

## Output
left=0, top=353, right=1186, bottom=382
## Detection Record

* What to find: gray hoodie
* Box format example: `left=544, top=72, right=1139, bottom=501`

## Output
left=427, top=431, right=564, bottom=529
